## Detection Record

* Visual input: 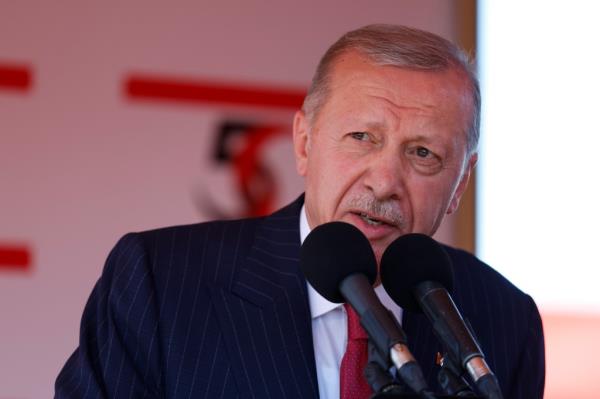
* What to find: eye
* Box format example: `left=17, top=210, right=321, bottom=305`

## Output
left=416, top=147, right=432, bottom=158
left=407, top=145, right=443, bottom=174
left=349, top=131, right=370, bottom=141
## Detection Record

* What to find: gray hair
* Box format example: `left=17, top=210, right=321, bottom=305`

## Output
left=302, top=24, right=480, bottom=154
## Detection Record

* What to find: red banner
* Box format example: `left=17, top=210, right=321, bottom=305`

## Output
left=0, top=64, right=32, bottom=91
left=125, top=75, right=305, bottom=109
left=0, top=245, right=31, bottom=270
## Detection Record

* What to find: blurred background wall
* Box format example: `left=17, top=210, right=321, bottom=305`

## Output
left=476, top=1, right=600, bottom=397
left=0, top=1, right=597, bottom=398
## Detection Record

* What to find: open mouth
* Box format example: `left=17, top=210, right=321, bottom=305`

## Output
left=358, top=212, right=385, bottom=226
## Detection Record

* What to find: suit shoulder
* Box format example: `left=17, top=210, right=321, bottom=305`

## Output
left=441, top=246, right=544, bottom=397
left=109, top=217, right=264, bottom=288
left=442, top=245, right=533, bottom=305
left=132, top=217, right=264, bottom=252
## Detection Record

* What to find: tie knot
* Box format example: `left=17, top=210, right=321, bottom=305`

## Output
left=345, top=303, right=368, bottom=340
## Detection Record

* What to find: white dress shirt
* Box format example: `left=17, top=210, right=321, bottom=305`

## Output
left=299, top=206, right=403, bottom=399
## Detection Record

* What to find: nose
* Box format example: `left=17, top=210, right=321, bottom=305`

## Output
left=362, top=150, right=405, bottom=201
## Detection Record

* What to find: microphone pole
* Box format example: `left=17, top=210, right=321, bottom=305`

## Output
left=381, top=234, right=504, bottom=399
left=413, top=281, right=502, bottom=399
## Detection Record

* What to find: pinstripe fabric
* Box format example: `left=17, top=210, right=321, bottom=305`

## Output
left=55, top=196, right=544, bottom=398
left=56, top=198, right=318, bottom=399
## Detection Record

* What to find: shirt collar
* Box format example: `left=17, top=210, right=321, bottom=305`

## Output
left=300, top=205, right=340, bottom=318
left=300, top=205, right=403, bottom=323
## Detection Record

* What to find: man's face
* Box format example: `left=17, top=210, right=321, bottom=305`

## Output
left=293, top=52, right=477, bottom=264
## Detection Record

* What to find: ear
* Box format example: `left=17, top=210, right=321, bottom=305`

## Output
left=292, top=110, right=310, bottom=176
left=446, top=152, right=478, bottom=215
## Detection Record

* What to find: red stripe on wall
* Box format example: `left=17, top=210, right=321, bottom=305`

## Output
left=0, top=245, right=31, bottom=270
left=125, top=75, right=306, bottom=109
left=0, top=64, right=32, bottom=91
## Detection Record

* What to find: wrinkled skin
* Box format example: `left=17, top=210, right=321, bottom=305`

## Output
left=293, top=51, right=477, bottom=266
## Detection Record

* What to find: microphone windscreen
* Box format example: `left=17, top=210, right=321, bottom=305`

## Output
left=380, top=233, right=454, bottom=312
left=300, top=221, right=376, bottom=303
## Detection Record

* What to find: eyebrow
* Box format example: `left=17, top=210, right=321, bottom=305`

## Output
left=364, top=121, right=388, bottom=132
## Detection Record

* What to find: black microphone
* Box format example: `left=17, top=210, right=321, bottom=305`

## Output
left=380, top=233, right=503, bottom=399
left=300, top=222, right=433, bottom=398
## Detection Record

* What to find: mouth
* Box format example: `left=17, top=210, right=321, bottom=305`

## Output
left=359, top=212, right=384, bottom=226
left=352, top=211, right=395, bottom=228
left=346, top=210, right=400, bottom=253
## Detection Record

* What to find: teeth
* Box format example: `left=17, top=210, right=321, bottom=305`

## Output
left=360, top=213, right=382, bottom=226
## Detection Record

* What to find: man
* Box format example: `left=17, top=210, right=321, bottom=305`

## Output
left=56, top=25, right=545, bottom=398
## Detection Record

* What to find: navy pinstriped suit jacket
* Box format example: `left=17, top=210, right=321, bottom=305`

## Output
left=55, top=196, right=545, bottom=398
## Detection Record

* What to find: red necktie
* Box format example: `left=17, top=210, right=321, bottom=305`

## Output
left=340, top=304, right=372, bottom=399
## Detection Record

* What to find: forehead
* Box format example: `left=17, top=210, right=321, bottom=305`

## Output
left=319, top=52, right=473, bottom=134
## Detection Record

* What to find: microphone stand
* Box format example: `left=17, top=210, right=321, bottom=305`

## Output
left=436, top=352, right=478, bottom=397
left=365, top=341, right=483, bottom=399
left=364, top=340, right=408, bottom=396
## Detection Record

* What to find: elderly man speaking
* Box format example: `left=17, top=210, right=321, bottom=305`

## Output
left=56, top=25, right=545, bottom=399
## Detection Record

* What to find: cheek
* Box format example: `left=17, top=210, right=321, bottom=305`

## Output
left=408, top=177, right=457, bottom=225
left=312, top=161, right=344, bottom=203
left=307, top=152, right=361, bottom=214
left=304, top=149, right=340, bottom=220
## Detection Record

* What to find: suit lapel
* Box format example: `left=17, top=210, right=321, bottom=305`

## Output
left=210, top=198, right=319, bottom=399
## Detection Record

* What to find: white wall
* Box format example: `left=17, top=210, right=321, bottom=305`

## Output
left=0, top=2, right=458, bottom=397
left=478, top=1, right=600, bottom=397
